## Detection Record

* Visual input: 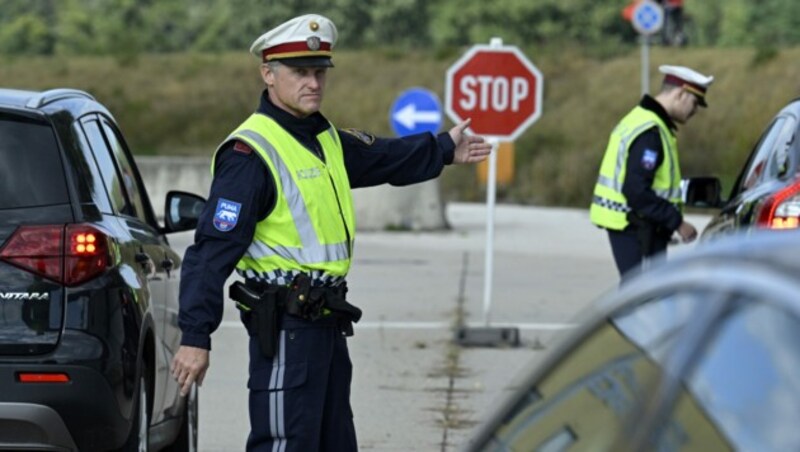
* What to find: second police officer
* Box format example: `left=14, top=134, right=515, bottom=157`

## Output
left=590, top=64, right=714, bottom=280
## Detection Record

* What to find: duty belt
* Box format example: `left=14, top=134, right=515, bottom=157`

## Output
left=230, top=273, right=362, bottom=358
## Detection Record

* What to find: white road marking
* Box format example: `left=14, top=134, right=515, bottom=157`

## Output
left=219, top=320, right=574, bottom=331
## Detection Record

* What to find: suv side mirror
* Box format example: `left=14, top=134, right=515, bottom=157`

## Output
left=683, top=177, right=723, bottom=208
left=164, top=191, right=206, bottom=232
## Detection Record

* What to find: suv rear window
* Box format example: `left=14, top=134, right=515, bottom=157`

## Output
left=0, top=114, right=69, bottom=209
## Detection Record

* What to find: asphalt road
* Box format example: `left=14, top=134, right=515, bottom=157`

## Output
left=166, top=202, right=711, bottom=451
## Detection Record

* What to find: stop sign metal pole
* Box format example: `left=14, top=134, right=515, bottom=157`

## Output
left=481, top=38, right=502, bottom=327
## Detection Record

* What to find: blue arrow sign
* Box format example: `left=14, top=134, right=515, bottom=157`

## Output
left=390, top=88, right=442, bottom=137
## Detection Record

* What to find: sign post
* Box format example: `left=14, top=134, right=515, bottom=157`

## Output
left=631, top=0, right=664, bottom=96
left=477, top=142, right=515, bottom=186
left=445, top=37, right=543, bottom=346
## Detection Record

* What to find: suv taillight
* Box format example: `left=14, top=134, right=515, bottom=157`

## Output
left=756, top=181, right=800, bottom=229
left=0, top=224, right=111, bottom=286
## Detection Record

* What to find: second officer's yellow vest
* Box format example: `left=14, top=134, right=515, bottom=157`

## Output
left=590, top=106, right=682, bottom=230
left=212, top=113, right=356, bottom=283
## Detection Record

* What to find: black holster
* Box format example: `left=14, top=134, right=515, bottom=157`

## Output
left=230, top=281, right=281, bottom=359
left=284, top=273, right=362, bottom=321
left=284, top=273, right=362, bottom=336
left=627, top=212, right=656, bottom=258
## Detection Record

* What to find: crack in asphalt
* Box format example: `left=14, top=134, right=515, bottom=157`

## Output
left=439, top=251, right=471, bottom=451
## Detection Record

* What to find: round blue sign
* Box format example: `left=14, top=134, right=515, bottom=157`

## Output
left=632, top=0, right=664, bottom=35
left=390, top=88, right=442, bottom=137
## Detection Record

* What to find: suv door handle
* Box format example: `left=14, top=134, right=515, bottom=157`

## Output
left=161, top=258, right=174, bottom=271
left=135, top=252, right=150, bottom=265
left=135, top=252, right=153, bottom=274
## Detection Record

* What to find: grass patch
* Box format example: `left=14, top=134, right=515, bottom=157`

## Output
left=2, top=45, right=799, bottom=206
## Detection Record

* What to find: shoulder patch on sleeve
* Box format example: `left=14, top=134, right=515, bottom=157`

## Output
left=213, top=198, right=241, bottom=232
left=341, top=128, right=375, bottom=145
left=641, top=149, right=658, bottom=170
left=233, top=141, right=253, bottom=155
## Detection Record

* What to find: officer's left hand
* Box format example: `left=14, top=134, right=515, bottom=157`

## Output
left=677, top=221, right=698, bottom=244
left=449, top=118, right=493, bottom=164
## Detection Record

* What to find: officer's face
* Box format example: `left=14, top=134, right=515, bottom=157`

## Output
left=262, top=63, right=328, bottom=118
left=672, top=89, right=700, bottom=124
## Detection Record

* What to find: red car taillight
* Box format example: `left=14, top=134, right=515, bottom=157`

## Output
left=756, top=181, right=800, bottom=229
left=0, top=224, right=111, bottom=286
left=65, top=224, right=110, bottom=286
left=17, top=372, right=71, bottom=383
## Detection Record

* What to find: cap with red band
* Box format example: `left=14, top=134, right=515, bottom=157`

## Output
left=250, top=14, right=337, bottom=68
left=659, top=65, right=714, bottom=107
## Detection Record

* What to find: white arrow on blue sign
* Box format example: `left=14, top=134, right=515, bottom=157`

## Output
left=390, top=88, right=442, bottom=137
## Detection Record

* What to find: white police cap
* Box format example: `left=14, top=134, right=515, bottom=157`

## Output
left=659, top=65, right=714, bottom=107
left=250, top=14, right=337, bottom=67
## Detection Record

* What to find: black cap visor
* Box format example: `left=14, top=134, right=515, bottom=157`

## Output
left=694, top=93, right=708, bottom=108
left=278, top=56, right=334, bottom=68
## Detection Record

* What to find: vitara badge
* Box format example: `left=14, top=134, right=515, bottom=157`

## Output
left=213, top=198, right=241, bottom=232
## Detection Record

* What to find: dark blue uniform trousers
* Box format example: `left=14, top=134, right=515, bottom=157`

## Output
left=246, top=315, right=357, bottom=452
left=607, top=229, right=668, bottom=280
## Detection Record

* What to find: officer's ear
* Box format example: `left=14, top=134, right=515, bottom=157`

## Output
left=261, top=63, right=276, bottom=88
left=260, top=64, right=272, bottom=86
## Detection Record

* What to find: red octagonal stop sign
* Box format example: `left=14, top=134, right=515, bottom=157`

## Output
left=445, top=45, right=543, bottom=141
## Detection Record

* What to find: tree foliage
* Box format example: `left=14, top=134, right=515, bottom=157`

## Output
left=680, top=0, right=800, bottom=48
left=2, top=0, right=800, bottom=56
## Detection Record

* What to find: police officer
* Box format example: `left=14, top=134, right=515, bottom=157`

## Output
left=590, top=65, right=713, bottom=279
left=169, top=13, right=492, bottom=452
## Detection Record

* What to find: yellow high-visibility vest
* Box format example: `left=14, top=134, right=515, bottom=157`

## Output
left=590, top=106, right=682, bottom=230
left=212, top=113, right=355, bottom=284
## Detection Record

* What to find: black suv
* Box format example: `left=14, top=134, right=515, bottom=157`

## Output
left=0, top=88, right=206, bottom=451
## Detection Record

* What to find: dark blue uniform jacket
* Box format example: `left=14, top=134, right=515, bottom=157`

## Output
left=179, top=91, right=456, bottom=349
left=621, top=95, right=683, bottom=233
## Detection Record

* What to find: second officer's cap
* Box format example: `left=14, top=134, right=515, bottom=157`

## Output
left=250, top=14, right=337, bottom=67
left=659, top=65, right=714, bottom=107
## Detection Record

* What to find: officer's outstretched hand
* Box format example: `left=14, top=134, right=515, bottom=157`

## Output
left=449, top=118, right=493, bottom=164
left=171, top=345, right=210, bottom=397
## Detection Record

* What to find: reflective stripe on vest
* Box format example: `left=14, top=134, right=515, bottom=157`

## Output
left=236, top=129, right=349, bottom=263
left=213, top=114, right=355, bottom=282
left=590, top=106, right=681, bottom=230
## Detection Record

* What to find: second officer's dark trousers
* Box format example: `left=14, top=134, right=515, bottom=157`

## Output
left=246, top=315, right=357, bottom=452
left=607, top=229, right=668, bottom=281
